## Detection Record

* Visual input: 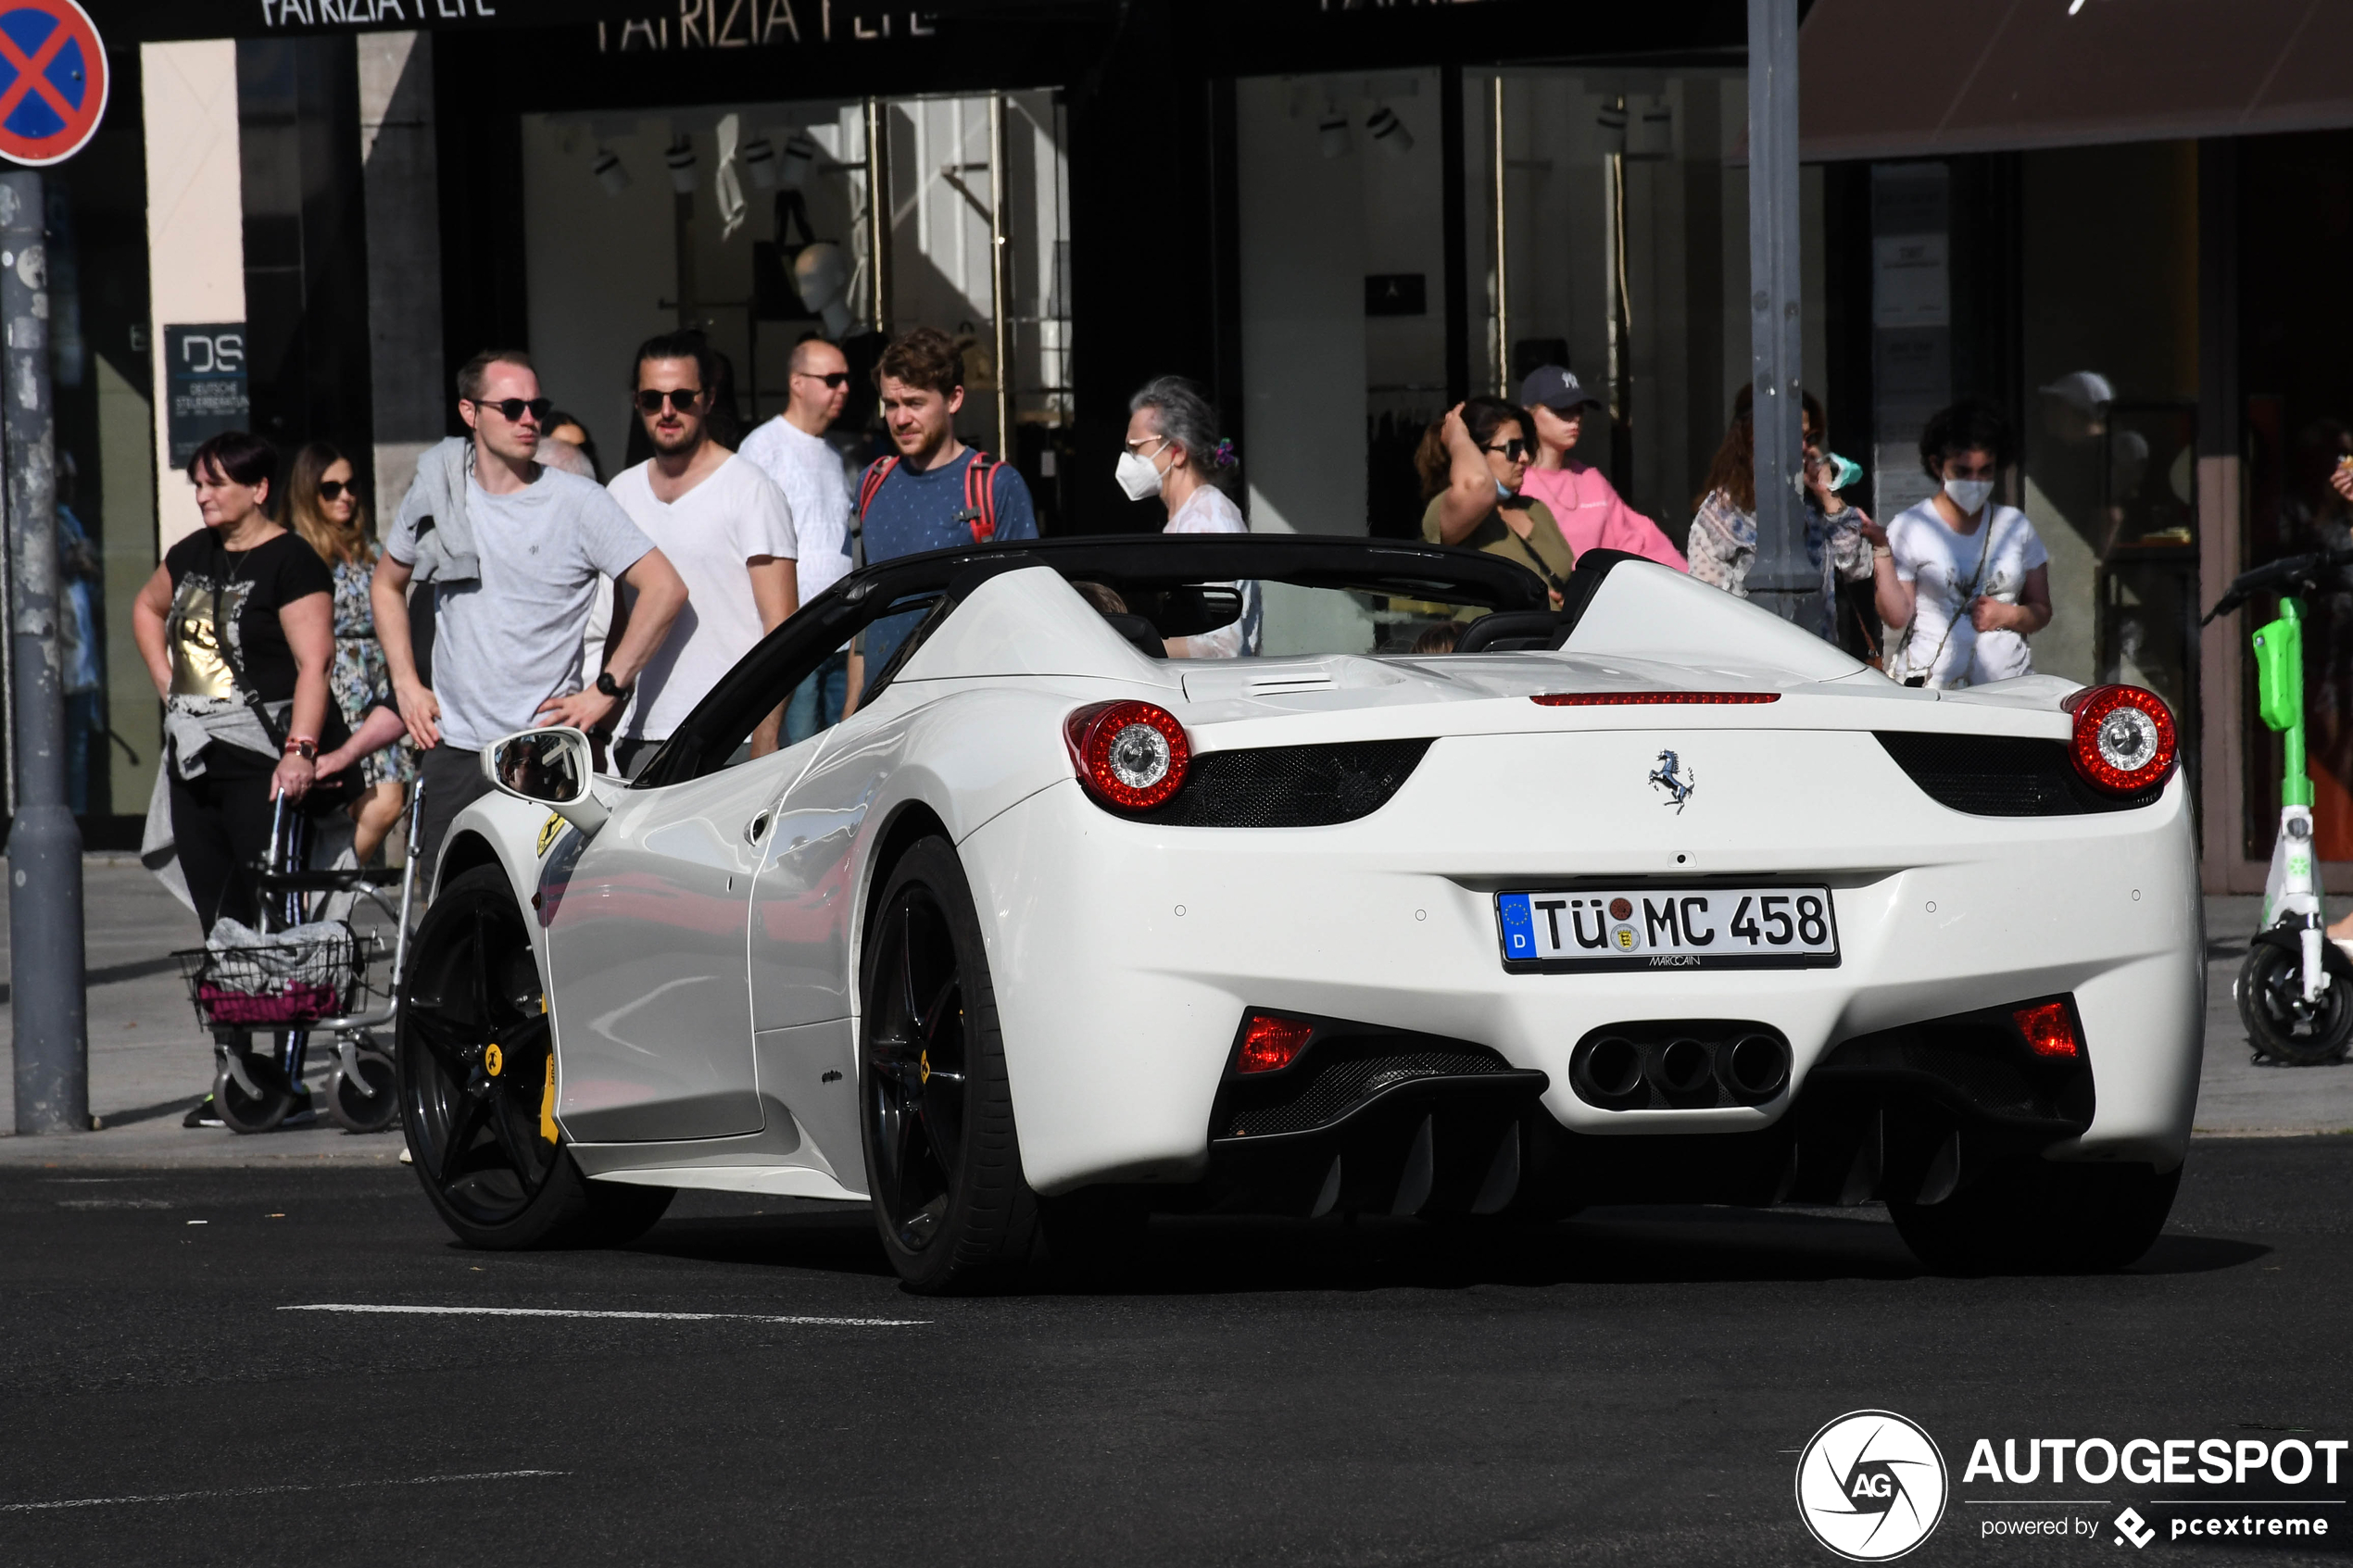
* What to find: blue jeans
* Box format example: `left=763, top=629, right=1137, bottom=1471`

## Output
left=785, top=651, right=850, bottom=746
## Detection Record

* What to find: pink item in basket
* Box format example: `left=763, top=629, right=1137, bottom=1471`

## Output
left=199, top=982, right=340, bottom=1026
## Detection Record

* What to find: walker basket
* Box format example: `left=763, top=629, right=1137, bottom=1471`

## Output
left=175, top=925, right=371, bottom=1030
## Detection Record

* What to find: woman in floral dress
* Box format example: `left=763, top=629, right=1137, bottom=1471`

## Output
left=286, top=441, right=412, bottom=862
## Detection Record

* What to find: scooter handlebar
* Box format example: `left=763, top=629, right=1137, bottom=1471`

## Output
left=2203, top=546, right=2353, bottom=624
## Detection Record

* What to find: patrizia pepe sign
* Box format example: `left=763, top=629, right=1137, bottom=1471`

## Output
left=595, top=3, right=940, bottom=51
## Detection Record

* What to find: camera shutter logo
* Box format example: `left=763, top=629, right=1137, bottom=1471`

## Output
left=1794, top=1411, right=1948, bottom=1562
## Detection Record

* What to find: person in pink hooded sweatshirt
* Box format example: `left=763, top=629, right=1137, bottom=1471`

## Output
left=1513, top=366, right=1689, bottom=571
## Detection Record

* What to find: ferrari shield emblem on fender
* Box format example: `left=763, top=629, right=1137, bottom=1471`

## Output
left=536, top=811, right=564, bottom=858
left=1648, top=749, right=1695, bottom=813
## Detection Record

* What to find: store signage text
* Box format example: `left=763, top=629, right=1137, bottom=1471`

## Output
left=258, top=0, right=503, bottom=25
left=598, top=3, right=937, bottom=49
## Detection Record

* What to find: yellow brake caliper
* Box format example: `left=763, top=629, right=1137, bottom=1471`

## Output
left=537, top=996, right=559, bottom=1145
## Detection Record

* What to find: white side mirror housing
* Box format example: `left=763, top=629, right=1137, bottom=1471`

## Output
left=481, top=726, right=610, bottom=834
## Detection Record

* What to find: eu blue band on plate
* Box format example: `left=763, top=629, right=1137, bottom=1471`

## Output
left=1497, top=893, right=1536, bottom=960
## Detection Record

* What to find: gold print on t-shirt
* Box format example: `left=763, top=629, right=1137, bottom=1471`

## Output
left=168, top=575, right=254, bottom=700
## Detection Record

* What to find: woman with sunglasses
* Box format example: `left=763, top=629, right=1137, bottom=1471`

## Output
left=1688, top=384, right=1874, bottom=647
left=1416, top=397, right=1575, bottom=608
left=285, top=441, right=413, bottom=863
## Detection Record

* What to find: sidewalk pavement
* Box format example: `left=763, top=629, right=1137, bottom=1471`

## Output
left=0, top=864, right=2343, bottom=1166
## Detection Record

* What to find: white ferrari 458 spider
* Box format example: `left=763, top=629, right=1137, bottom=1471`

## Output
left=398, top=537, right=2201, bottom=1291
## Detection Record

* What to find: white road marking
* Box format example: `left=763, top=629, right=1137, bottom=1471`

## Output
left=279, top=1303, right=928, bottom=1328
left=0, top=1470, right=565, bottom=1513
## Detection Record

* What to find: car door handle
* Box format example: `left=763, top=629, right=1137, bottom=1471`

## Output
left=746, top=810, right=774, bottom=845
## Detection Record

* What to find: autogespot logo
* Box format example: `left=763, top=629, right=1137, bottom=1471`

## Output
left=1796, top=1411, right=1950, bottom=1562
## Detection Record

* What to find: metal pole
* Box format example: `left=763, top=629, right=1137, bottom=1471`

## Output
left=988, top=93, right=1012, bottom=458
left=3, top=169, right=86, bottom=1135
left=1491, top=74, right=1508, bottom=396
left=864, top=97, right=893, bottom=336
left=1746, top=0, right=1811, bottom=625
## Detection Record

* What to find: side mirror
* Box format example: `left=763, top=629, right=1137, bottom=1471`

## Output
left=481, top=726, right=610, bottom=834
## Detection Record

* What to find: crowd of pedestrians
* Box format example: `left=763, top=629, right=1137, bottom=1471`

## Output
left=137, top=307, right=2053, bottom=948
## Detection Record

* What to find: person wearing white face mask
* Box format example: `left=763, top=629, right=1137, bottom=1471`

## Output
left=1874, top=399, right=2051, bottom=688
left=1120, top=375, right=1262, bottom=658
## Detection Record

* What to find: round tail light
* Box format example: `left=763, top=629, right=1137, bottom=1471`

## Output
left=1064, top=700, right=1191, bottom=811
left=2064, top=684, right=2178, bottom=796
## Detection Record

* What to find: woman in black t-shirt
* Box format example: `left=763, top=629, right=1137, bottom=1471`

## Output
left=132, top=433, right=334, bottom=932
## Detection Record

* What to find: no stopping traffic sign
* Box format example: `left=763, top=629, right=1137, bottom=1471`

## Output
left=0, top=0, right=104, bottom=168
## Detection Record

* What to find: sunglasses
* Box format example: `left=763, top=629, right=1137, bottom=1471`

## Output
left=1483, top=439, right=1533, bottom=462
left=318, top=480, right=357, bottom=503
left=795, top=370, right=851, bottom=390
left=635, top=387, right=705, bottom=415
left=471, top=396, right=552, bottom=424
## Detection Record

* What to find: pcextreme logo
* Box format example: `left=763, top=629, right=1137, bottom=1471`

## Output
left=1796, top=1411, right=1950, bottom=1562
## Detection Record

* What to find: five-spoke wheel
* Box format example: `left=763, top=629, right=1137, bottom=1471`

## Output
left=400, top=865, right=670, bottom=1248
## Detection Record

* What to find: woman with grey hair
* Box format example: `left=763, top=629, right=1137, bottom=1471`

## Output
left=1119, top=375, right=1262, bottom=657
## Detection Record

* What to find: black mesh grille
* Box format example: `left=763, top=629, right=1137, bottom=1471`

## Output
left=1226, top=1046, right=1511, bottom=1137
left=1813, top=1022, right=2091, bottom=1131
left=1142, top=739, right=1433, bottom=828
left=1875, top=732, right=2161, bottom=816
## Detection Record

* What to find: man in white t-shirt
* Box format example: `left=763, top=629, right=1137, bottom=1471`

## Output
left=605, top=331, right=799, bottom=775
left=738, top=336, right=854, bottom=743
left=1869, top=400, right=2051, bottom=688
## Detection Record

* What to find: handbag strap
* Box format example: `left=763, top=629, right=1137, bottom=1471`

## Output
left=209, top=533, right=289, bottom=751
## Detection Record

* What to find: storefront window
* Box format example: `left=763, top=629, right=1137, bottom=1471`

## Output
left=2240, top=129, right=2353, bottom=860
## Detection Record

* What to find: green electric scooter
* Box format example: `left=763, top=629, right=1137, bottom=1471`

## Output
left=2206, top=546, right=2353, bottom=1064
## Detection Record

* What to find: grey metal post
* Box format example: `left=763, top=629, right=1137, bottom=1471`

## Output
left=2, top=169, right=86, bottom=1135
left=1746, top=0, right=1812, bottom=627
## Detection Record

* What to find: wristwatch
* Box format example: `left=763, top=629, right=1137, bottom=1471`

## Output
left=283, top=736, right=318, bottom=761
left=595, top=671, right=631, bottom=700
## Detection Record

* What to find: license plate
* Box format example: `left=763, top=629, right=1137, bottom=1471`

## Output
left=1494, top=886, right=1840, bottom=972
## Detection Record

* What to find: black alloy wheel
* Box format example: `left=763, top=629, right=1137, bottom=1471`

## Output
left=399, top=866, right=670, bottom=1248
left=861, top=837, right=1039, bottom=1292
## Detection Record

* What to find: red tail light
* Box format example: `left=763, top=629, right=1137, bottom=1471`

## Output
left=1237, top=1013, right=1315, bottom=1073
left=1064, top=700, right=1190, bottom=811
left=2063, top=684, right=2177, bottom=796
left=1531, top=692, right=1780, bottom=707
left=2013, top=1001, right=2080, bottom=1060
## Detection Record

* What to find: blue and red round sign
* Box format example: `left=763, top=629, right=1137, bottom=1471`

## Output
left=0, top=0, right=104, bottom=169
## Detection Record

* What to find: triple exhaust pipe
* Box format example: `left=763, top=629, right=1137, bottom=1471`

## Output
left=1569, top=1023, right=1791, bottom=1109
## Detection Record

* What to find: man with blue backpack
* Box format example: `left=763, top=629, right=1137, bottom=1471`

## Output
left=846, top=326, right=1038, bottom=698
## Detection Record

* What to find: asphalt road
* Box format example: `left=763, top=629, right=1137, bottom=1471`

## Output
left=1, top=1139, right=2347, bottom=1567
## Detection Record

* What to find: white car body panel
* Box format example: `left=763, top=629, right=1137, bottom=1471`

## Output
left=435, top=553, right=2203, bottom=1207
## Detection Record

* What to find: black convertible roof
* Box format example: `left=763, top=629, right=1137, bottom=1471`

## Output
left=634, top=533, right=1566, bottom=787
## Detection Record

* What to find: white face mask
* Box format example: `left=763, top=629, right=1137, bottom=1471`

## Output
left=1115, top=448, right=1164, bottom=502
left=1944, top=476, right=1994, bottom=516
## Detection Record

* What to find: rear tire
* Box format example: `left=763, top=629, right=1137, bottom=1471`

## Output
left=1892, top=1158, right=2181, bottom=1275
left=860, top=836, right=1041, bottom=1294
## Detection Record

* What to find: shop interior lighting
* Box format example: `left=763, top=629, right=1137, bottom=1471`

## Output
left=591, top=147, right=632, bottom=197
left=665, top=133, right=698, bottom=194
left=1365, top=103, right=1414, bottom=158
left=1318, top=107, right=1353, bottom=159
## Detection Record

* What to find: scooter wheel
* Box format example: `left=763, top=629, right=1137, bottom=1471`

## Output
left=327, top=1047, right=401, bottom=1134
left=2239, top=942, right=2353, bottom=1065
left=213, top=1048, right=299, bottom=1134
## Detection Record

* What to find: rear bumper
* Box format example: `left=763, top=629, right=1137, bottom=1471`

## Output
left=963, top=737, right=2202, bottom=1195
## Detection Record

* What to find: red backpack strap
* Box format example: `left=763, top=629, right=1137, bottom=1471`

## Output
left=855, top=456, right=899, bottom=520
left=960, top=450, right=1000, bottom=543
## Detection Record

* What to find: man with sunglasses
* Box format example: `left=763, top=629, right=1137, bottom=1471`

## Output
left=606, top=330, right=799, bottom=774
left=373, top=348, right=688, bottom=888
left=739, top=336, right=855, bottom=741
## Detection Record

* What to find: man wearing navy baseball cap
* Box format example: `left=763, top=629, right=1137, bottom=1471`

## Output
left=1516, top=365, right=1688, bottom=571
